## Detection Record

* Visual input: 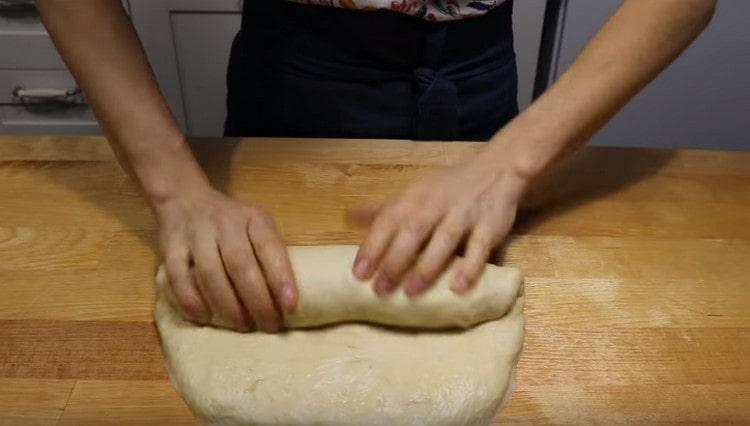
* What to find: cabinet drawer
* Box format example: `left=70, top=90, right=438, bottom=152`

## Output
left=0, top=33, right=66, bottom=69
left=0, top=104, right=100, bottom=135
left=0, top=1, right=65, bottom=69
left=0, top=70, right=81, bottom=104
left=0, top=0, right=131, bottom=70
left=0, top=0, right=46, bottom=31
left=0, top=70, right=99, bottom=135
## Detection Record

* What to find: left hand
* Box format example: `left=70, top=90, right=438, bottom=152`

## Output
left=351, top=152, right=528, bottom=296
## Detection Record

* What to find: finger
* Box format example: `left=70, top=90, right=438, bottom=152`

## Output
left=353, top=207, right=398, bottom=281
left=404, top=211, right=470, bottom=296
left=220, top=231, right=282, bottom=333
left=345, top=204, right=381, bottom=228
left=453, top=218, right=511, bottom=293
left=192, top=236, right=251, bottom=331
left=164, top=251, right=210, bottom=324
left=247, top=209, right=298, bottom=312
left=191, top=263, right=228, bottom=327
left=452, top=223, right=494, bottom=293
left=376, top=213, right=439, bottom=295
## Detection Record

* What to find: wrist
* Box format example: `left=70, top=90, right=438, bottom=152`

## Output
left=147, top=167, right=212, bottom=213
left=127, top=137, right=212, bottom=210
left=478, top=132, right=541, bottom=188
left=483, top=108, right=574, bottom=182
left=473, top=145, right=533, bottom=200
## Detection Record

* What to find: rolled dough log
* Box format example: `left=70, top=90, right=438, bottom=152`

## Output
left=155, top=245, right=524, bottom=426
left=285, top=245, right=521, bottom=329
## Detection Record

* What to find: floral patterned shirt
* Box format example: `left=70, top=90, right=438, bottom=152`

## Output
left=287, top=0, right=508, bottom=22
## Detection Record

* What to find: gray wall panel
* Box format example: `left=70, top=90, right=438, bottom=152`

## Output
left=552, top=1, right=750, bottom=151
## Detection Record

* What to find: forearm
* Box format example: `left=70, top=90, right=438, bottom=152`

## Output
left=487, top=0, right=716, bottom=180
left=36, top=0, right=210, bottom=206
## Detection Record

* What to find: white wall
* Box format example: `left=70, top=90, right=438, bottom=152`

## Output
left=552, top=1, right=750, bottom=151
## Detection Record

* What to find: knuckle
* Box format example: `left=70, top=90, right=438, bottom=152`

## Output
left=164, top=266, right=190, bottom=291
left=245, top=204, right=261, bottom=216
left=455, top=206, right=476, bottom=223
left=237, top=266, right=262, bottom=289
left=163, top=240, right=189, bottom=260
left=254, top=238, right=276, bottom=256
left=164, top=254, right=187, bottom=273
left=206, top=208, right=221, bottom=224
left=249, top=207, right=273, bottom=227
left=216, top=213, right=237, bottom=234
left=440, top=223, right=464, bottom=245
left=402, top=216, right=431, bottom=237
left=362, top=226, right=394, bottom=254
left=161, top=235, right=186, bottom=254
left=371, top=212, right=394, bottom=232
left=186, top=226, right=205, bottom=245
left=164, top=255, right=183, bottom=269
left=383, top=201, right=407, bottom=221
left=472, top=226, right=495, bottom=248
left=368, top=222, right=392, bottom=245
left=198, top=266, right=224, bottom=288
left=221, top=255, right=243, bottom=280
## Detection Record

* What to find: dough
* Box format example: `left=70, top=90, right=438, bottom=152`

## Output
left=292, top=245, right=520, bottom=329
left=155, top=245, right=524, bottom=426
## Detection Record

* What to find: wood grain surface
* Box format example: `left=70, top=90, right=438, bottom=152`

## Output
left=1, top=136, right=749, bottom=425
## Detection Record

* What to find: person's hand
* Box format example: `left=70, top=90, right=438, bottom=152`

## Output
left=351, top=152, right=528, bottom=296
left=155, top=185, right=297, bottom=333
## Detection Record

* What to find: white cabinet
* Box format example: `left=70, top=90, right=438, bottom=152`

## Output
left=129, top=0, right=243, bottom=137
left=0, top=0, right=132, bottom=135
left=0, top=1, right=106, bottom=135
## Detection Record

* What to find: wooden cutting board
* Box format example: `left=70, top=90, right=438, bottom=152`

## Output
left=1, top=136, right=749, bottom=424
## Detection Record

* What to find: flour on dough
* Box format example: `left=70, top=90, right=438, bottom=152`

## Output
left=155, top=245, right=524, bottom=426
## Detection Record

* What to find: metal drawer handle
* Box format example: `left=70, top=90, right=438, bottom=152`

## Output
left=13, top=86, right=84, bottom=104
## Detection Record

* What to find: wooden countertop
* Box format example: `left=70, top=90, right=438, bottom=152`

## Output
left=1, top=136, right=749, bottom=424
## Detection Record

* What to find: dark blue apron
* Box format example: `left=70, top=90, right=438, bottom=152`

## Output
left=224, top=0, right=517, bottom=141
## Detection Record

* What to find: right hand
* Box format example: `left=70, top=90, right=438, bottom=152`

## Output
left=155, top=185, right=298, bottom=333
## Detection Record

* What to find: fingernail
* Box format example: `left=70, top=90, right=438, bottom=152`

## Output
left=282, top=285, right=297, bottom=310
left=374, top=274, right=393, bottom=295
left=452, top=275, right=470, bottom=293
left=405, top=276, right=427, bottom=297
left=353, top=257, right=370, bottom=280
